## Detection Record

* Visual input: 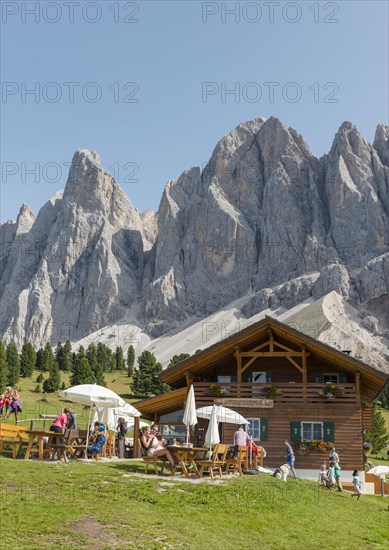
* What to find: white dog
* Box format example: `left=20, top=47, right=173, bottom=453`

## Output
left=272, top=463, right=290, bottom=482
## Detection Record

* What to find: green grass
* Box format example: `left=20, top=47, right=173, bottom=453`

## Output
left=0, top=458, right=388, bottom=550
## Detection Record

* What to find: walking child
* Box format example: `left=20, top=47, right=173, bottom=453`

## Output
left=318, top=464, right=329, bottom=488
left=351, top=469, right=362, bottom=500
left=328, top=461, right=336, bottom=490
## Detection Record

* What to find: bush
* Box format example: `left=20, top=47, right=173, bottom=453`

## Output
left=35, top=384, right=41, bottom=393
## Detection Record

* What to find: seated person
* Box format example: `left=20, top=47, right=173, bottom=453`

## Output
left=88, top=426, right=107, bottom=456
left=140, top=425, right=175, bottom=469
left=90, top=421, right=101, bottom=441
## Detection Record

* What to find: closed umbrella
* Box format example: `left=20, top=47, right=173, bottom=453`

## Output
left=196, top=405, right=249, bottom=425
left=60, top=384, right=126, bottom=456
left=182, top=385, right=197, bottom=444
left=205, top=405, right=220, bottom=455
left=96, top=402, right=142, bottom=430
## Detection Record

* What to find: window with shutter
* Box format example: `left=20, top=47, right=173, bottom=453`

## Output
left=260, top=418, right=268, bottom=441
left=290, top=421, right=301, bottom=442
left=323, top=422, right=335, bottom=442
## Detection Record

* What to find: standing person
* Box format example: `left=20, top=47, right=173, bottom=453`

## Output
left=233, top=427, right=249, bottom=457
left=5, top=387, right=22, bottom=423
left=49, top=408, right=70, bottom=445
left=66, top=410, right=76, bottom=430
left=117, top=417, right=128, bottom=459
left=284, top=439, right=297, bottom=479
left=318, top=464, right=328, bottom=488
left=329, top=447, right=339, bottom=463
left=351, top=469, right=362, bottom=500
left=328, top=461, right=336, bottom=490
left=3, top=387, right=14, bottom=421
left=334, top=461, right=343, bottom=492
left=0, top=395, right=5, bottom=418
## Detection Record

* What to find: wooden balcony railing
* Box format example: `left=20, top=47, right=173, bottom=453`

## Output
left=193, top=382, right=357, bottom=404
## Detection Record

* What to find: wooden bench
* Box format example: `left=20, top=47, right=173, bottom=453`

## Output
left=138, top=438, right=167, bottom=474
left=48, top=429, right=89, bottom=460
left=0, top=423, right=30, bottom=458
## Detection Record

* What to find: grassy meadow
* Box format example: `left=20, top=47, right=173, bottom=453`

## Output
left=1, top=457, right=389, bottom=550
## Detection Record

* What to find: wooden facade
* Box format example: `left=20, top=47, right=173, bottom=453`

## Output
left=134, top=317, right=389, bottom=471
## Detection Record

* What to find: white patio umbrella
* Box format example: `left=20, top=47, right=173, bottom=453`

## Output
left=367, top=465, right=389, bottom=497
left=196, top=405, right=250, bottom=425
left=182, top=385, right=197, bottom=444
left=204, top=405, right=220, bottom=455
left=367, top=465, right=389, bottom=477
left=60, top=384, right=126, bottom=456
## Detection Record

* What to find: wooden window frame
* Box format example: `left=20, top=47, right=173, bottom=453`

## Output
left=323, top=373, right=340, bottom=384
left=301, top=421, right=323, bottom=442
left=246, top=418, right=261, bottom=440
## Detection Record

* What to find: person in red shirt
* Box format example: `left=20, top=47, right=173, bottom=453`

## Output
left=49, top=408, right=70, bottom=445
left=0, top=395, right=5, bottom=418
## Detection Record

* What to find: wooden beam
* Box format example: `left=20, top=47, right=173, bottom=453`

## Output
left=302, top=345, right=307, bottom=403
left=241, top=356, right=257, bottom=374
left=240, top=351, right=310, bottom=358
left=273, top=340, right=299, bottom=353
left=268, top=329, right=274, bottom=352
left=355, top=371, right=361, bottom=399
left=184, top=371, right=192, bottom=388
left=286, top=356, right=304, bottom=373
left=133, top=416, right=140, bottom=458
left=250, top=340, right=271, bottom=353
left=235, top=347, right=242, bottom=397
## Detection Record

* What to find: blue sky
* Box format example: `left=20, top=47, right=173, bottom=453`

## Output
left=1, top=0, right=388, bottom=221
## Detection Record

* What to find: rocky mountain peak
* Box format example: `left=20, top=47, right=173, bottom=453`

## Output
left=15, top=204, right=36, bottom=235
left=373, top=124, right=389, bottom=167
left=1, top=116, right=389, bottom=357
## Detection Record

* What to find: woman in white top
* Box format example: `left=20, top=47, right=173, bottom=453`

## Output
left=140, top=426, right=175, bottom=469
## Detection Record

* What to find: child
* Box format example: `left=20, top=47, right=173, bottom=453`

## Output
left=318, top=464, right=328, bottom=488
left=328, top=460, right=336, bottom=489
left=334, top=462, right=343, bottom=492
left=88, top=426, right=107, bottom=457
left=0, top=395, right=5, bottom=417
left=351, top=469, right=362, bottom=500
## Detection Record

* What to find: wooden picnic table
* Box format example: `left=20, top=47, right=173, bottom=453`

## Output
left=24, top=429, right=58, bottom=461
left=168, top=446, right=207, bottom=477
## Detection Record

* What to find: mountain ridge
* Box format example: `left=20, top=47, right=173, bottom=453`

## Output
left=1, top=116, right=388, bottom=371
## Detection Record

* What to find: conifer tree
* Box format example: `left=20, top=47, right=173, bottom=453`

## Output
left=20, top=342, right=36, bottom=377
left=43, top=360, right=61, bottom=393
left=131, top=351, right=166, bottom=396
left=36, top=348, right=44, bottom=371
left=70, top=356, right=96, bottom=386
left=0, top=340, right=8, bottom=394
left=115, top=346, right=125, bottom=370
left=365, top=406, right=389, bottom=454
left=6, top=342, right=20, bottom=386
left=168, top=353, right=190, bottom=368
left=127, top=345, right=135, bottom=377
left=41, top=342, right=55, bottom=372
